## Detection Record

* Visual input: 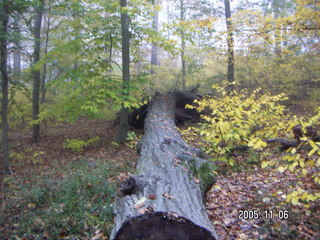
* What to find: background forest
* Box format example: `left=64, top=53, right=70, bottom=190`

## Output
left=0, top=0, right=319, bottom=239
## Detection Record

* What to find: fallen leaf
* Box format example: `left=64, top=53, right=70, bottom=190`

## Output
left=138, top=208, right=149, bottom=214
left=163, top=192, right=175, bottom=199
left=194, top=177, right=200, bottom=184
left=136, top=196, right=147, bottom=205
left=134, top=203, right=145, bottom=209
left=168, top=211, right=179, bottom=218
left=148, top=195, right=157, bottom=200
left=92, top=233, right=104, bottom=240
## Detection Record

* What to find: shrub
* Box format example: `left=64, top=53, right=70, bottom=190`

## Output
left=186, top=85, right=288, bottom=166
left=63, top=136, right=100, bottom=152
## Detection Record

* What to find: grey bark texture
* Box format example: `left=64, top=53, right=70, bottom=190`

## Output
left=111, top=93, right=218, bottom=240
left=0, top=0, right=12, bottom=174
left=151, top=0, right=159, bottom=67
left=180, top=0, right=186, bottom=91
left=272, top=0, right=281, bottom=56
left=13, top=16, right=21, bottom=76
left=32, top=0, right=44, bottom=143
left=117, top=0, right=130, bottom=143
left=41, top=1, right=51, bottom=103
left=224, top=0, right=234, bottom=86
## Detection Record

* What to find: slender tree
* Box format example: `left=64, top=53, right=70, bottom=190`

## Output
left=41, top=1, right=51, bottom=103
left=272, top=0, right=282, bottom=56
left=32, top=0, right=44, bottom=143
left=180, top=0, right=186, bottom=91
left=0, top=0, right=12, bottom=174
left=117, top=0, right=130, bottom=143
left=224, top=0, right=234, bottom=86
left=150, top=0, right=159, bottom=91
left=13, top=15, right=21, bottom=76
left=151, top=0, right=159, bottom=68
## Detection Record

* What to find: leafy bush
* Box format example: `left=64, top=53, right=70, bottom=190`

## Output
left=10, top=147, right=45, bottom=166
left=125, top=131, right=140, bottom=149
left=186, top=85, right=288, bottom=166
left=63, top=136, right=100, bottom=152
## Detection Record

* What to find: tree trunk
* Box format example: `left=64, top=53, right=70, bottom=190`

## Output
left=272, top=0, right=281, bottom=56
left=117, top=0, right=130, bottom=143
left=151, top=0, right=159, bottom=68
left=180, top=0, right=186, bottom=91
left=13, top=47, right=21, bottom=75
left=32, top=0, right=44, bottom=143
left=0, top=0, right=12, bottom=174
left=166, top=0, right=171, bottom=59
left=224, top=0, right=234, bottom=87
left=41, top=1, right=51, bottom=103
left=150, top=0, right=159, bottom=92
left=111, top=93, right=218, bottom=240
left=13, top=16, right=21, bottom=76
left=73, top=10, right=80, bottom=71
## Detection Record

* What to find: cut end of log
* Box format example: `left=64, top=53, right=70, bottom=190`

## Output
left=114, top=212, right=217, bottom=240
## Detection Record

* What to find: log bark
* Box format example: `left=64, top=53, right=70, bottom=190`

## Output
left=110, top=93, right=218, bottom=240
left=265, top=124, right=320, bottom=151
left=128, top=88, right=201, bottom=129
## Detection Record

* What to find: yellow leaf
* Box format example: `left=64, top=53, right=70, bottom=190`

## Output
left=301, top=192, right=309, bottom=200
left=302, top=169, right=308, bottom=175
left=278, top=166, right=287, bottom=172
left=289, top=162, right=298, bottom=172
left=291, top=148, right=296, bottom=154
left=297, top=187, right=304, bottom=194
left=306, top=194, right=318, bottom=201
left=261, top=161, right=269, bottom=169
left=308, top=148, right=317, bottom=157
left=28, top=203, right=36, bottom=209
left=291, top=197, right=299, bottom=205
left=309, top=140, right=318, bottom=150
left=283, top=155, right=295, bottom=161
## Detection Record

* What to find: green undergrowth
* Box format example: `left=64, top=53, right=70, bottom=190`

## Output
left=1, top=159, right=127, bottom=239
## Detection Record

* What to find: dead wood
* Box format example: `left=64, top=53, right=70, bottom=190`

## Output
left=110, top=93, right=218, bottom=240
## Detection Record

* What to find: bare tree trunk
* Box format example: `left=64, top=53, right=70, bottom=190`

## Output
left=13, top=15, right=21, bottom=76
left=151, top=0, right=159, bottom=68
left=0, top=0, right=12, bottom=174
left=180, top=0, right=186, bottom=91
left=13, top=16, right=21, bottom=76
left=166, top=0, right=171, bottom=59
left=272, top=0, right=281, bottom=56
left=224, top=0, right=234, bottom=87
left=13, top=48, right=21, bottom=75
left=73, top=12, right=79, bottom=70
left=117, top=0, right=130, bottom=143
left=41, top=1, right=51, bottom=103
left=32, top=0, right=44, bottom=143
left=150, top=0, right=159, bottom=92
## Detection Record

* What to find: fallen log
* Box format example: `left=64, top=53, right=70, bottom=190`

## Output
left=110, top=93, right=218, bottom=240
left=264, top=125, right=320, bottom=151
left=128, top=88, right=202, bottom=129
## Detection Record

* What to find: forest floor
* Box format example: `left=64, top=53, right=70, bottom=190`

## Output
left=0, top=118, right=319, bottom=239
